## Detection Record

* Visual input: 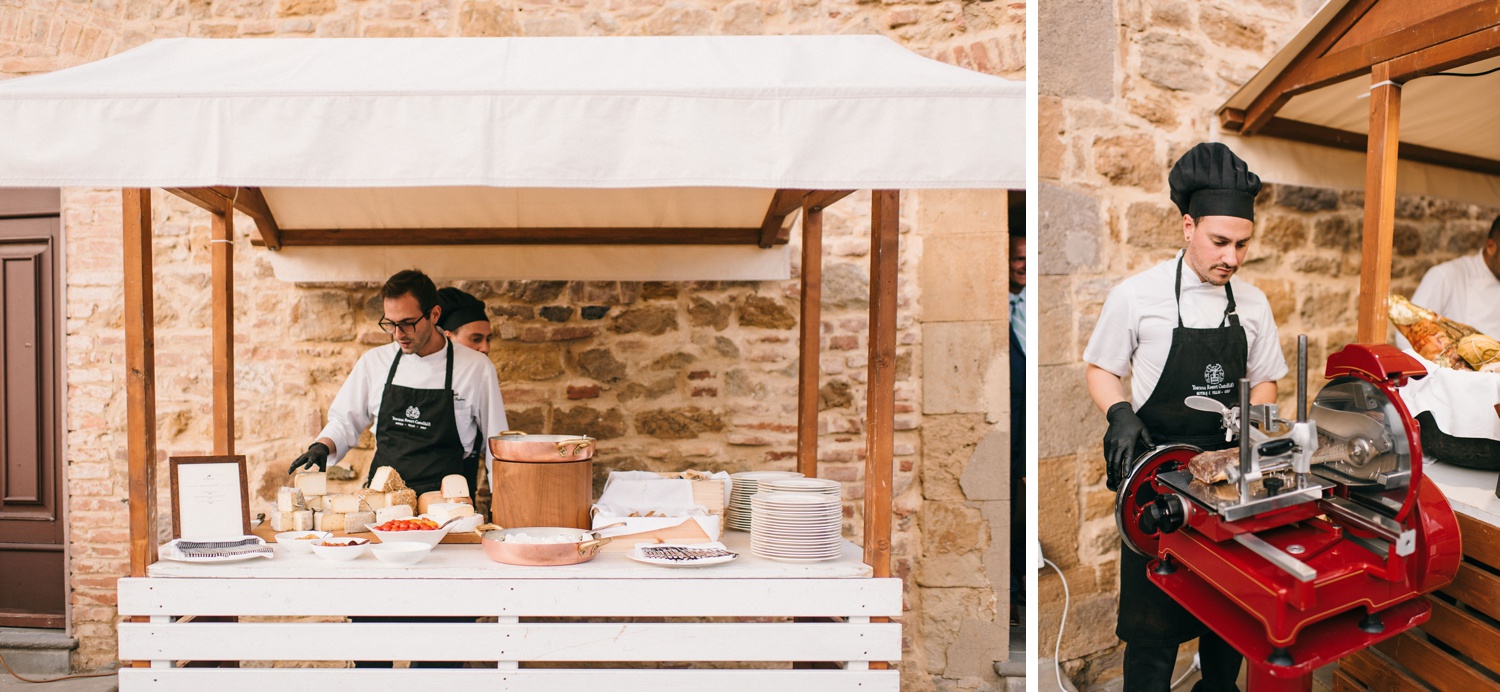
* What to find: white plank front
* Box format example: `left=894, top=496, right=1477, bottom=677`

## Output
left=119, top=622, right=900, bottom=661
left=119, top=668, right=900, bottom=691
left=118, top=577, right=902, bottom=617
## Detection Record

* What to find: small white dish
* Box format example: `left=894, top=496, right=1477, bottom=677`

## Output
left=274, top=531, right=331, bottom=554
left=310, top=537, right=370, bottom=562
left=370, top=541, right=434, bottom=566
left=365, top=517, right=455, bottom=546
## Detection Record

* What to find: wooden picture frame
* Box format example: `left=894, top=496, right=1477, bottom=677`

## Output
left=168, top=455, right=251, bottom=539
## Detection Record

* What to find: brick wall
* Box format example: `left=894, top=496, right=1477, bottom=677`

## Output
left=1, top=1, right=1021, bottom=687
left=1038, top=0, right=1498, bottom=688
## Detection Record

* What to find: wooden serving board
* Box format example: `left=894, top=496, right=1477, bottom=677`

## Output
left=252, top=523, right=481, bottom=545
left=598, top=519, right=714, bottom=552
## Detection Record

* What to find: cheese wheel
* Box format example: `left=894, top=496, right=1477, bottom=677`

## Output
left=277, top=487, right=306, bottom=513
left=293, top=472, right=327, bottom=497
left=357, top=490, right=389, bottom=510
left=416, top=491, right=445, bottom=515
left=369, top=467, right=407, bottom=493
left=344, top=511, right=376, bottom=533
left=325, top=493, right=365, bottom=513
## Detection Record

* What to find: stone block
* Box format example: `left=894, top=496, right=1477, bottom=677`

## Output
left=291, top=290, right=354, bottom=342
left=920, top=587, right=998, bottom=675
left=1094, top=135, right=1160, bottom=192
left=1038, top=0, right=1115, bottom=100
left=1037, top=454, right=1081, bottom=565
left=553, top=406, right=627, bottom=439
left=1200, top=4, right=1264, bottom=50
left=915, top=189, right=1007, bottom=236
left=1298, top=285, right=1352, bottom=325
left=1313, top=214, right=1359, bottom=253
left=960, top=424, right=1008, bottom=502
left=575, top=347, right=626, bottom=383
left=1038, top=275, right=1075, bottom=366
left=922, top=321, right=1004, bottom=415
left=1138, top=32, right=1205, bottom=92
left=611, top=305, right=678, bottom=335
left=1040, top=96, right=1065, bottom=179
left=1273, top=185, right=1338, bottom=212
left=1126, top=201, right=1180, bottom=249
left=822, top=262, right=871, bottom=310
left=1038, top=363, right=1102, bottom=458
left=738, top=295, right=797, bottom=329
left=1257, top=214, right=1307, bottom=252
left=634, top=407, right=725, bottom=439
left=920, top=231, right=1008, bottom=322
left=1039, top=182, right=1103, bottom=275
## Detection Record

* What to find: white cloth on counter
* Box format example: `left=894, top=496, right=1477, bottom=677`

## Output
left=1399, top=349, right=1500, bottom=441
left=594, top=471, right=710, bottom=517
left=1398, top=253, right=1500, bottom=351
left=316, top=339, right=508, bottom=474
left=1083, top=250, right=1288, bottom=411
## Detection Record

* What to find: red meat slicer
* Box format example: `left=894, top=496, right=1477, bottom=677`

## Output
left=1115, top=338, right=1462, bottom=691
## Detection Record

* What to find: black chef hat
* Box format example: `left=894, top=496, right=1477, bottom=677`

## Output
left=436, top=287, right=488, bottom=332
left=1169, top=142, right=1262, bottom=221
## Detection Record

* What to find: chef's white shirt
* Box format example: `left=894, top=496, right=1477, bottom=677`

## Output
left=1083, top=251, right=1289, bottom=411
left=1398, top=253, right=1500, bottom=349
left=317, top=339, right=508, bottom=478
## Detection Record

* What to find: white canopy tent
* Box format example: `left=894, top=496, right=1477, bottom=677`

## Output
left=0, top=35, right=1024, bottom=280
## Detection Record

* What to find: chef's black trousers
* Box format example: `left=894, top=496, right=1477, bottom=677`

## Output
left=1122, top=631, right=1241, bottom=692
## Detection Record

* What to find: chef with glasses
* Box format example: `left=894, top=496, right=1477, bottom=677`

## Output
left=288, top=269, right=507, bottom=496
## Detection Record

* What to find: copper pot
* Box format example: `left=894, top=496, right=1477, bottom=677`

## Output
left=476, top=525, right=611, bottom=566
left=488, top=431, right=595, bottom=462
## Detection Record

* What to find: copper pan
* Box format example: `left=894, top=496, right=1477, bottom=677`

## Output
left=475, top=524, right=612, bottom=566
left=488, top=431, right=594, bottom=462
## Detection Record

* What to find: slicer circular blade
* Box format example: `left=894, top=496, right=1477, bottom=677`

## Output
left=1115, top=444, right=1203, bottom=557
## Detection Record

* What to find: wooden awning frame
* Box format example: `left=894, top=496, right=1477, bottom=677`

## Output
left=123, top=185, right=895, bottom=666
left=1216, top=0, right=1500, bottom=340
left=164, top=187, right=848, bottom=251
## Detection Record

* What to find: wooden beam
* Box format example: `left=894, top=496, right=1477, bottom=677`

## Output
left=864, top=190, right=898, bottom=578
left=262, top=227, right=769, bottom=247
left=1358, top=64, right=1402, bottom=343
left=758, top=189, right=811, bottom=248
left=796, top=202, right=824, bottom=479
left=1239, top=0, right=1381, bottom=134
left=803, top=189, right=856, bottom=212
left=211, top=202, right=234, bottom=455
left=1229, top=117, right=1500, bottom=177
left=165, top=187, right=281, bottom=250
left=1388, top=24, right=1500, bottom=80
left=123, top=188, right=157, bottom=579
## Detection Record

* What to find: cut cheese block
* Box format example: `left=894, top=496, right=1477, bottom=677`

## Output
left=375, top=504, right=415, bottom=523
left=357, top=490, right=389, bottom=510
left=277, top=487, right=306, bottom=513
left=270, top=509, right=314, bottom=532
left=441, top=474, right=470, bottom=499
left=305, top=495, right=324, bottom=511
left=314, top=511, right=347, bottom=533
left=343, top=511, right=376, bottom=533
left=386, top=488, right=417, bottom=511
left=369, top=466, right=407, bottom=493
left=325, top=493, right=366, bottom=513
left=416, top=491, right=445, bottom=515
left=293, top=471, right=327, bottom=496
left=427, top=503, right=475, bottom=527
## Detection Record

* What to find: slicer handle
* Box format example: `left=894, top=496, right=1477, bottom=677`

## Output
left=1257, top=438, right=1295, bottom=459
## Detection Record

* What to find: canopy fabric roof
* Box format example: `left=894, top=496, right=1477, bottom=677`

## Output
left=1218, top=0, right=1500, bottom=206
left=0, top=36, right=1020, bottom=280
left=0, top=35, right=1023, bottom=190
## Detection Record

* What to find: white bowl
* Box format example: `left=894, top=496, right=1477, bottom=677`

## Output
left=366, top=518, right=454, bottom=547
left=275, top=531, right=332, bottom=554
left=309, top=537, right=370, bottom=562
left=370, top=541, right=435, bottom=566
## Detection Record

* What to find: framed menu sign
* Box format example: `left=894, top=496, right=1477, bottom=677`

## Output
left=169, top=455, right=251, bottom=539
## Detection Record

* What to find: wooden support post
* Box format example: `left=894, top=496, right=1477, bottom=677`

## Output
left=211, top=202, right=235, bottom=455
left=864, top=190, right=898, bottom=578
left=1357, top=63, right=1402, bottom=343
left=796, top=202, right=824, bottom=479
left=124, top=189, right=157, bottom=580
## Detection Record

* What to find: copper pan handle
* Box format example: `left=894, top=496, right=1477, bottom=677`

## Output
left=577, top=536, right=612, bottom=555
left=557, top=438, right=593, bottom=456
left=498, top=430, right=526, bottom=437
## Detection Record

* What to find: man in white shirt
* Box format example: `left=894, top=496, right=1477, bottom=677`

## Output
left=1082, top=142, right=1288, bottom=691
left=1403, top=216, right=1500, bottom=342
left=288, top=269, right=507, bottom=497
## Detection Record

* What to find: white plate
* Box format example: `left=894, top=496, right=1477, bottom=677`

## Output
left=753, top=492, right=838, bottom=505
left=159, top=537, right=275, bottom=563
left=731, top=471, right=805, bottom=480
left=627, top=542, right=739, bottom=567
left=752, top=552, right=842, bottom=563
left=761, top=478, right=841, bottom=492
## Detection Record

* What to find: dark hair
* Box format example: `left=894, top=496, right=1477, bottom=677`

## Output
left=1490, top=215, right=1500, bottom=242
left=380, top=269, right=440, bottom=314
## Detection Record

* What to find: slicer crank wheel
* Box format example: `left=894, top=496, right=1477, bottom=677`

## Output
left=1115, top=444, right=1203, bottom=557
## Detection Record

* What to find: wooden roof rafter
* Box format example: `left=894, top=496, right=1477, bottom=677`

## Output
left=167, top=186, right=282, bottom=250
left=1222, top=0, right=1500, bottom=137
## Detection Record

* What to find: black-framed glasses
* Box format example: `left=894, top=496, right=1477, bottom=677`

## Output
left=378, top=312, right=431, bottom=335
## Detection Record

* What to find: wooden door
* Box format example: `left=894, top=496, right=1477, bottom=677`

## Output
left=0, top=189, right=63, bottom=628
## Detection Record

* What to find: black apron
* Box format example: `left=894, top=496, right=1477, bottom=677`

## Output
left=366, top=340, right=466, bottom=496
left=1117, top=255, right=1249, bottom=646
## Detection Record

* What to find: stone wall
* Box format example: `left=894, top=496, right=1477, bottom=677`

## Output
left=2, top=0, right=1021, bottom=687
left=1038, top=0, right=1498, bottom=688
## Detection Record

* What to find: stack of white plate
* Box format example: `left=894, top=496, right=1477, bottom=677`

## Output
left=726, top=471, right=804, bottom=531
left=750, top=492, right=843, bottom=562
left=760, top=477, right=841, bottom=497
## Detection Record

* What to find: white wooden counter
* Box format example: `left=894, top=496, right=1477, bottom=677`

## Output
left=1424, top=459, right=1500, bottom=527
left=116, top=532, right=902, bottom=691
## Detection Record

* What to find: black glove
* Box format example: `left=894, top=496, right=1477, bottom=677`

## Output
left=1104, top=402, right=1153, bottom=491
left=288, top=442, right=330, bottom=474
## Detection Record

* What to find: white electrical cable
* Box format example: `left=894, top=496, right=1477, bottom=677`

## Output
left=1043, top=556, right=1071, bottom=692
left=1170, top=652, right=1201, bottom=689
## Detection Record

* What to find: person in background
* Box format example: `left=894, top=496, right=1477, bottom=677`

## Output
left=1083, top=142, right=1287, bottom=691
left=1008, top=213, right=1027, bottom=628
left=436, top=286, right=496, bottom=498
left=1401, top=215, right=1500, bottom=344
